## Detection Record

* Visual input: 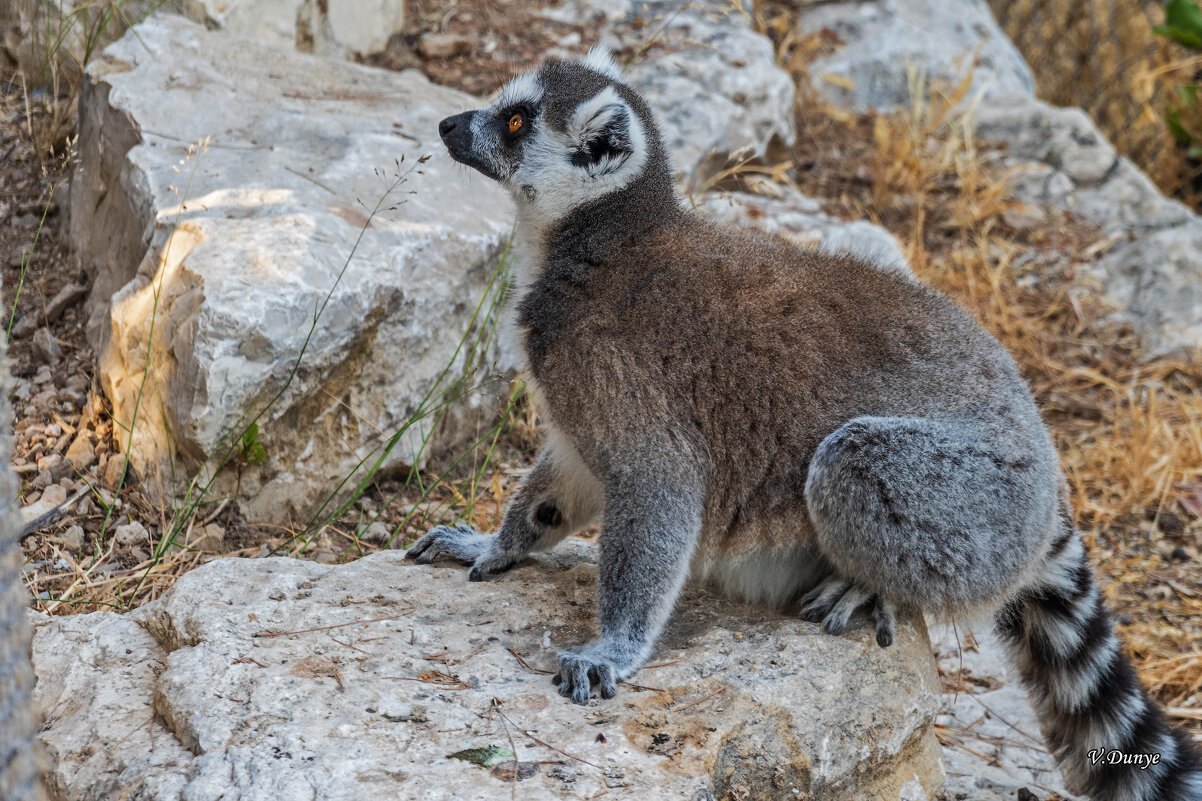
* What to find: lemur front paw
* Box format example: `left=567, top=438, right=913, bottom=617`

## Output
left=552, top=643, right=632, bottom=705
left=406, top=522, right=489, bottom=565
left=405, top=522, right=517, bottom=581
left=800, top=577, right=897, bottom=648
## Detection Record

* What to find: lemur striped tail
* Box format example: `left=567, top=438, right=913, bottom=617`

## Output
left=995, top=523, right=1202, bottom=800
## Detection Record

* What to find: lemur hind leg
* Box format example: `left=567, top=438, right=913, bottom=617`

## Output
left=407, top=431, right=603, bottom=580
left=803, top=414, right=1060, bottom=630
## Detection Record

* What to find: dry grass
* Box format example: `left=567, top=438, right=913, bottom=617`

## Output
left=760, top=11, right=1202, bottom=728
left=990, top=0, right=1202, bottom=207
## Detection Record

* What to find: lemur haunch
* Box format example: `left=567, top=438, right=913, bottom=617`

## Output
left=407, top=48, right=1202, bottom=800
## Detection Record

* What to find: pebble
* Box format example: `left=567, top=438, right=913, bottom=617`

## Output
left=10, top=314, right=37, bottom=339
left=41, top=484, right=68, bottom=506
left=115, top=521, right=149, bottom=547
left=312, top=549, right=339, bottom=564
left=103, top=455, right=127, bottom=489
left=33, top=365, right=52, bottom=384
left=44, top=283, right=87, bottom=323
left=37, top=454, right=72, bottom=482
left=1001, top=203, right=1048, bottom=231
left=59, top=525, right=84, bottom=551
left=31, top=327, right=63, bottom=363
left=363, top=521, right=391, bottom=544
left=65, top=435, right=96, bottom=472
left=193, top=523, right=225, bottom=552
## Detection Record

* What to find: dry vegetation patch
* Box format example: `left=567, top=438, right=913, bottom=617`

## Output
left=991, top=0, right=1202, bottom=208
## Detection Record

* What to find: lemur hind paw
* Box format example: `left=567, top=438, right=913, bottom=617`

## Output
left=800, top=577, right=897, bottom=648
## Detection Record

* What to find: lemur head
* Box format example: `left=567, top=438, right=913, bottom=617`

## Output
left=438, top=47, right=671, bottom=229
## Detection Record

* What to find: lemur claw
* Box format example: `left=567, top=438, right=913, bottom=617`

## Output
left=800, top=577, right=896, bottom=648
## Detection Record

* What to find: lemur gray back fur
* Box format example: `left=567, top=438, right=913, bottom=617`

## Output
left=415, top=49, right=1202, bottom=801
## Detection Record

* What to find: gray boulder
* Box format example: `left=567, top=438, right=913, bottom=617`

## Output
left=180, top=0, right=406, bottom=58
left=696, top=187, right=912, bottom=276
left=72, top=15, right=516, bottom=522
left=795, top=0, right=1202, bottom=357
left=974, top=96, right=1193, bottom=234
left=974, top=94, right=1202, bottom=356
left=31, top=539, right=945, bottom=800
left=797, top=0, right=1035, bottom=111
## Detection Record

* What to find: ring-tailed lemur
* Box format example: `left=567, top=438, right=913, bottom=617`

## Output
left=407, top=47, right=1202, bottom=800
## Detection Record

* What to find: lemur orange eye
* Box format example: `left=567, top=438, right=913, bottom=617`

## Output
left=508, top=113, right=523, bottom=133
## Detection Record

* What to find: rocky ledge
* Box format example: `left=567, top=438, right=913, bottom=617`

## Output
left=31, top=539, right=943, bottom=800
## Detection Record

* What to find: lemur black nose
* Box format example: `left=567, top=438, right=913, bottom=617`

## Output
left=438, top=116, right=458, bottom=138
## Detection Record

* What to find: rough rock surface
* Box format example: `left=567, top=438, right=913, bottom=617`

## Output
left=695, top=188, right=911, bottom=276
left=931, top=624, right=1077, bottom=800
left=72, top=15, right=516, bottom=521
left=797, top=0, right=1034, bottom=111
left=546, top=0, right=796, bottom=186
left=181, top=0, right=406, bottom=58
left=974, top=95, right=1202, bottom=357
left=0, top=0, right=405, bottom=75
left=799, top=0, right=1202, bottom=356
left=30, top=540, right=945, bottom=800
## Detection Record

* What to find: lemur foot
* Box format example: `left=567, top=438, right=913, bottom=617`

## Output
left=405, top=523, right=516, bottom=580
left=800, top=577, right=897, bottom=648
left=552, top=642, right=632, bottom=705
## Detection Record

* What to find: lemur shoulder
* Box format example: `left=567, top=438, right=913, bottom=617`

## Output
left=408, top=48, right=1202, bottom=801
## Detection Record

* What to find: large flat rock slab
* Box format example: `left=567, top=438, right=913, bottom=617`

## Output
left=30, top=540, right=944, bottom=800
left=71, top=15, right=516, bottom=521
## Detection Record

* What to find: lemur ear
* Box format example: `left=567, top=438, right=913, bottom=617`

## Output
left=580, top=45, right=623, bottom=81
left=568, top=87, right=637, bottom=175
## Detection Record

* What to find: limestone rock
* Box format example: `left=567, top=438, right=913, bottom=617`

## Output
left=182, top=0, right=405, bottom=58
left=974, top=95, right=1193, bottom=233
left=0, top=0, right=158, bottom=81
left=72, top=16, right=515, bottom=522
left=1089, top=222, right=1202, bottom=358
left=695, top=188, right=912, bottom=276
left=797, top=0, right=1034, bottom=111
left=931, top=624, right=1076, bottom=800
left=58, top=525, right=84, bottom=551
left=546, top=0, right=796, bottom=186
left=31, top=611, right=197, bottom=801
left=971, top=94, right=1202, bottom=356
left=31, top=540, right=945, bottom=800
left=64, top=435, right=95, bottom=473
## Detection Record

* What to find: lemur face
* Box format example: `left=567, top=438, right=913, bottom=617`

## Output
left=438, top=47, right=652, bottom=226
